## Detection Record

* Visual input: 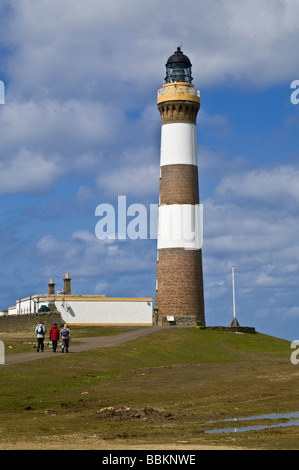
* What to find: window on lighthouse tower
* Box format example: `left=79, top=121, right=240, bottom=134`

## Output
left=164, top=47, right=193, bottom=84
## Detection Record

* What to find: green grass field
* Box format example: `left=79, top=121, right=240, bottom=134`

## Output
left=0, top=326, right=298, bottom=450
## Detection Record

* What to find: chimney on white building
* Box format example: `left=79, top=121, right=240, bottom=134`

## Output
left=63, top=272, right=71, bottom=295
left=48, top=279, right=55, bottom=295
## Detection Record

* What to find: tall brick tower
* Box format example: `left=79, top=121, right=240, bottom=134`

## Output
left=155, top=47, right=205, bottom=326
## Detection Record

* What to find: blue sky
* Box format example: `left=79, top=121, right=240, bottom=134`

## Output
left=0, top=0, right=299, bottom=340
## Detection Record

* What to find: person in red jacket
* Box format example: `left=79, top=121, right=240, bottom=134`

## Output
left=49, top=322, right=60, bottom=352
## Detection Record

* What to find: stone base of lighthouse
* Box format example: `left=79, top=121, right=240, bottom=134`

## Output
left=155, top=248, right=205, bottom=326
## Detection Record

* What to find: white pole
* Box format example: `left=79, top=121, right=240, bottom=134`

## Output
left=232, top=266, right=236, bottom=319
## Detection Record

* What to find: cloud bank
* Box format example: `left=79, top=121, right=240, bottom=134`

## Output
left=0, top=0, right=299, bottom=339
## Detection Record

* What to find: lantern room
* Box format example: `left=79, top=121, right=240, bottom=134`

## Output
left=164, top=47, right=193, bottom=84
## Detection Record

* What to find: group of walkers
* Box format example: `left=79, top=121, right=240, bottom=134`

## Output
left=35, top=321, right=71, bottom=353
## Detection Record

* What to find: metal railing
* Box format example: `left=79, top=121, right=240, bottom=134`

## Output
left=158, top=85, right=200, bottom=99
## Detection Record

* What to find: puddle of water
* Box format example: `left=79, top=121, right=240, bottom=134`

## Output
left=205, top=411, right=299, bottom=434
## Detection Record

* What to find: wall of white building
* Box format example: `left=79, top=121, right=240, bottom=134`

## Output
left=7, top=295, right=153, bottom=325
left=59, top=297, right=153, bottom=324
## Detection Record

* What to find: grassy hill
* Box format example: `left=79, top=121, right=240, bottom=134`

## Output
left=0, top=326, right=298, bottom=450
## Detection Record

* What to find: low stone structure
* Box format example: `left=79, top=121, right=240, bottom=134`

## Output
left=0, top=311, right=62, bottom=332
left=198, top=325, right=256, bottom=334
left=160, top=315, right=255, bottom=333
left=161, top=315, right=198, bottom=326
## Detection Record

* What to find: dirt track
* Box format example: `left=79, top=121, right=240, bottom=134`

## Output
left=3, top=326, right=162, bottom=365
left=0, top=439, right=241, bottom=450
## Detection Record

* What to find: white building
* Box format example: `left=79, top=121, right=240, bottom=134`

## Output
left=4, top=274, right=153, bottom=326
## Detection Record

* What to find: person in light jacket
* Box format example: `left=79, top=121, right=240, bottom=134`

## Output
left=35, top=321, right=46, bottom=352
left=60, top=323, right=71, bottom=353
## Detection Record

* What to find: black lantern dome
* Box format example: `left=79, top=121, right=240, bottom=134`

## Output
left=165, top=47, right=193, bottom=84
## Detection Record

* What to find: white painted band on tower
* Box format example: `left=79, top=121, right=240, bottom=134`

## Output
left=157, top=204, right=203, bottom=250
left=160, top=122, right=198, bottom=166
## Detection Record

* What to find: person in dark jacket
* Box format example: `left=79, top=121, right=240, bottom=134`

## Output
left=49, top=322, right=60, bottom=352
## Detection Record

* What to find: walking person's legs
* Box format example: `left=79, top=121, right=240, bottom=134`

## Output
left=37, top=338, right=43, bottom=352
left=61, top=338, right=70, bottom=353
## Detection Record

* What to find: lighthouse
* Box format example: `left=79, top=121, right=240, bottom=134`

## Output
left=155, top=47, right=205, bottom=326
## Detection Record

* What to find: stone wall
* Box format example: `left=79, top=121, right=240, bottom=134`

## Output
left=0, top=311, right=63, bottom=332
left=199, top=325, right=256, bottom=334
left=161, top=315, right=198, bottom=326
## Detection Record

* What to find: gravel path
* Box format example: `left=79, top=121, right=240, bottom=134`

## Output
left=3, top=326, right=163, bottom=365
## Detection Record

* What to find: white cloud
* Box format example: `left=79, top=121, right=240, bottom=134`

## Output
left=190, top=0, right=299, bottom=87
left=0, top=148, right=64, bottom=194
left=96, top=162, right=159, bottom=198
left=197, top=111, right=230, bottom=137
left=204, top=165, right=299, bottom=264
left=215, top=165, right=299, bottom=206
left=0, top=98, right=126, bottom=193
left=36, top=229, right=156, bottom=281
left=0, top=99, right=122, bottom=152
left=198, top=146, right=250, bottom=183
left=94, top=281, right=109, bottom=294
left=2, top=0, right=299, bottom=100
left=76, top=186, right=95, bottom=200
left=94, top=145, right=160, bottom=198
left=202, top=162, right=299, bottom=331
left=1, top=1, right=298, bottom=195
left=72, top=230, right=96, bottom=242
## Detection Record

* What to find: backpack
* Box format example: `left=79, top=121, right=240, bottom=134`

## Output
left=62, top=328, right=68, bottom=337
left=37, top=324, right=43, bottom=334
